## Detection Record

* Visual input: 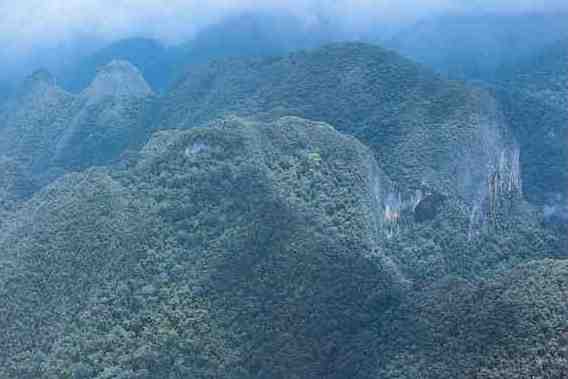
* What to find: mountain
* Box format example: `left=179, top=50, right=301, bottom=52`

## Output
left=58, top=38, right=172, bottom=93
left=53, top=60, right=157, bottom=171
left=0, top=157, right=31, bottom=228
left=0, top=70, right=75, bottom=186
left=176, top=11, right=336, bottom=65
left=0, top=116, right=404, bottom=378
left=388, top=12, right=568, bottom=81
left=1, top=113, right=564, bottom=379
left=500, top=38, right=568, bottom=111
left=489, top=39, right=568, bottom=221
left=162, top=42, right=521, bottom=213
left=0, top=62, right=156, bottom=205
left=379, top=259, right=568, bottom=378
left=57, top=12, right=338, bottom=94
left=1, top=38, right=566, bottom=378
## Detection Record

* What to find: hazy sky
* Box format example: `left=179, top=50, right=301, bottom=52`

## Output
left=2, top=0, right=567, bottom=51
left=0, top=0, right=567, bottom=81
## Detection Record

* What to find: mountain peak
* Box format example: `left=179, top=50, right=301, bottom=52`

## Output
left=26, top=69, right=56, bottom=85
left=19, top=69, right=58, bottom=96
left=82, top=60, right=153, bottom=102
left=96, top=59, right=141, bottom=75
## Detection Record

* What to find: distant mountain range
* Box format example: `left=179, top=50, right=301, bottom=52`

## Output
left=389, top=12, right=568, bottom=81
left=55, top=12, right=339, bottom=94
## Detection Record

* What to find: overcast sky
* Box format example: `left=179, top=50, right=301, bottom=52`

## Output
left=2, top=0, right=567, bottom=51
left=0, top=0, right=567, bottom=81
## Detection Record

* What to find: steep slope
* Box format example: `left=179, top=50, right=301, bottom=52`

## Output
left=0, top=157, right=32, bottom=228
left=378, top=259, right=568, bottom=378
left=501, top=38, right=568, bottom=111
left=490, top=39, right=568, bottom=221
left=388, top=12, right=568, bottom=81
left=489, top=87, right=568, bottom=221
left=162, top=42, right=519, bottom=211
left=0, top=70, right=75, bottom=188
left=0, top=117, right=404, bottom=378
left=0, top=62, right=156, bottom=202
left=53, top=60, right=157, bottom=171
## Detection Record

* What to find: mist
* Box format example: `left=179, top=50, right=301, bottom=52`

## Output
left=1, top=0, right=567, bottom=83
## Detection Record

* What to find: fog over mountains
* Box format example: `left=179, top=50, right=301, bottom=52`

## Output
left=1, top=3, right=567, bottom=378
left=2, top=0, right=568, bottom=83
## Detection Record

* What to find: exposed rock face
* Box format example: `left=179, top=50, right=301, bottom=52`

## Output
left=0, top=40, right=565, bottom=379
left=161, top=43, right=520, bottom=221
left=0, top=117, right=404, bottom=378
left=494, top=39, right=568, bottom=222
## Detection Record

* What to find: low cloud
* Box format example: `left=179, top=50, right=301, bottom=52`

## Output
left=2, top=0, right=566, bottom=49
left=0, top=0, right=566, bottom=78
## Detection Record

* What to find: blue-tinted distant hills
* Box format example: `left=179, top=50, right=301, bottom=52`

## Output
left=389, top=12, right=568, bottom=81
left=57, top=12, right=339, bottom=94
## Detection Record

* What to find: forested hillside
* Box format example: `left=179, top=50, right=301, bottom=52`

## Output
left=0, top=23, right=566, bottom=378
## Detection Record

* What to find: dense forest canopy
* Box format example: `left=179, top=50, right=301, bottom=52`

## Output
left=1, top=2, right=567, bottom=378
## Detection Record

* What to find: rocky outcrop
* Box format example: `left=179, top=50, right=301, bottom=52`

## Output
left=493, top=39, right=568, bottom=223
left=161, top=43, right=525, bottom=231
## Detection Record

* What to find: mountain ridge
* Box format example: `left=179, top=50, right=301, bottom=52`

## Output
left=0, top=37, right=566, bottom=378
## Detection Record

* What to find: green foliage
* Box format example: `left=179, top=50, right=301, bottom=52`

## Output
left=1, top=40, right=567, bottom=379
left=0, top=117, right=400, bottom=378
left=490, top=39, right=568, bottom=208
left=378, top=259, right=568, bottom=378
left=161, top=43, right=514, bottom=206
left=386, top=198, right=565, bottom=288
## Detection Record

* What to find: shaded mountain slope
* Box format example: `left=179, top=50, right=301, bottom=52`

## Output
left=52, top=60, right=157, bottom=172
left=488, top=39, right=568, bottom=221
left=0, top=116, right=404, bottom=378
left=0, top=70, right=75, bottom=172
left=162, top=42, right=519, bottom=211
left=488, top=86, right=568, bottom=216
left=0, top=157, right=32, bottom=228
left=0, top=61, right=156, bottom=204
left=500, top=38, right=568, bottom=111
left=378, top=258, right=568, bottom=378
